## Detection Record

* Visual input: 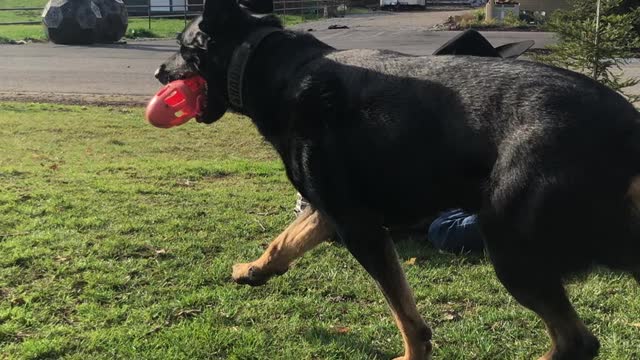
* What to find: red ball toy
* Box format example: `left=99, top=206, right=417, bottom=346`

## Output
left=145, top=76, right=206, bottom=128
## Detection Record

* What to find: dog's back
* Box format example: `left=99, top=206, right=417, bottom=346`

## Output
left=292, top=50, right=640, bottom=233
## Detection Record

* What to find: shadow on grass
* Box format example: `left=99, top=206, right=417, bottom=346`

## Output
left=328, top=233, right=488, bottom=270
left=302, top=326, right=392, bottom=359
left=395, top=238, right=487, bottom=268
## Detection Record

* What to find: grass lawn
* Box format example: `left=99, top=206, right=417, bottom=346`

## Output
left=0, top=0, right=42, bottom=23
left=0, top=0, right=42, bottom=41
left=1, top=102, right=639, bottom=359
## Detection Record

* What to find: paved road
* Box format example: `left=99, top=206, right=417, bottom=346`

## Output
left=0, top=11, right=558, bottom=103
left=0, top=11, right=637, bottom=102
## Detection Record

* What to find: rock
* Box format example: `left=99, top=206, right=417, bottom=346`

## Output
left=42, top=0, right=100, bottom=44
left=42, top=0, right=128, bottom=44
left=95, top=0, right=128, bottom=43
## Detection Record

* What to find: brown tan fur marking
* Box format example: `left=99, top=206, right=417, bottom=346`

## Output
left=387, top=258, right=432, bottom=360
left=627, top=176, right=640, bottom=209
left=232, top=207, right=334, bottom=286
left=536, top=308, right=598, bottom=360
left=356, top=228, right=432, bottom=360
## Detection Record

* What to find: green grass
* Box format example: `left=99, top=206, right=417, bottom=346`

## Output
left=0, top=0, right=42, bottom=23
left=125, top=18, right=193, bottom=39
left=0, top=24, right=41, bottom=41
left=279, top=13, right=321, bottom=26
left=1, top=101, right=639, bottom=359
left=0, top=0, right=43, bottom=7
left=0, top=0, right=43, bottom=40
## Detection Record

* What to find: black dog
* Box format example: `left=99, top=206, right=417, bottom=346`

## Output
left=156, top=1, right=640, bottom=359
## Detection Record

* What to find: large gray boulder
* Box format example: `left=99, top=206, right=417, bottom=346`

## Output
left=95, top=0, right=128, bottom=43
left=42, top=0, right=128, bottom=44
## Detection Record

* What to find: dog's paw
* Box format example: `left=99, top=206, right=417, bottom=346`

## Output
left=232, top=262, right=267, bottom=286
left=392, top=355, right=432, bottom=360
left=392, top=340, right=433, bottom=360
left=232, top=262, right=287, bottom=286
left=537, top=330, right=600, bottom=360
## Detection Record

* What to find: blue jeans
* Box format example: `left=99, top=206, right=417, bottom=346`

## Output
left=428, top=210, right=484, bottom=253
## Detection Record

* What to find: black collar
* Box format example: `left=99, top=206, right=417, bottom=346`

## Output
left=227, top=27, right=281, bottom=110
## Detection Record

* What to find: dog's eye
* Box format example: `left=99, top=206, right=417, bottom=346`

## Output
left=195, top=32, right=210, bottom=49
left=180, top=47, right=202, bottom=66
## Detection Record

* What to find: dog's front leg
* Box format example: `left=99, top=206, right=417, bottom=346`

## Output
left=232, top=207, right=334, bottom=286
left=335, top=215, right=432, bottom=360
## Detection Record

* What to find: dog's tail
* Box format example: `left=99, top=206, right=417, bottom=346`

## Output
left=600, top=108, right=640, bottom=273
left=627, top=175, right=640, bottom=210
left=627, top=109, right=640, bottom=209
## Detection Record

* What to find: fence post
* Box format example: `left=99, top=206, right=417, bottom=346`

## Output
left=184, top=0, right=188, bottom=28
left=283, top=0, right=287, bottom=26
left=148, top=0, right=151, bottom=30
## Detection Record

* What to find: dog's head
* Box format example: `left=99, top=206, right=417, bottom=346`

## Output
left=155, top=0, right=281, bottom=124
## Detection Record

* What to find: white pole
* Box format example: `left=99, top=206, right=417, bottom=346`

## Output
left=486, top=0, right=494, bottom=22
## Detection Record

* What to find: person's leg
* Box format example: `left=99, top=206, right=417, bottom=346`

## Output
left=427, top=210, right=484, bottom=253
left=232, top=207, right=334, bottom=286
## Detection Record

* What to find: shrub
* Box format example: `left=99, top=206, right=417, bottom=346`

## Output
left=536, top=0, right=640, bottom=103
left=125, top=28, right=158, bottom=39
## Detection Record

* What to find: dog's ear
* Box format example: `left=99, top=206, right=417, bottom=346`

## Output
left=200, top=0, right=242, bottom=34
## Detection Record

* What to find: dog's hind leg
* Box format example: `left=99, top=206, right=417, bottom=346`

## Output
left=334, top=214, right=431, bottom=360
left=626, top=176, right=640, bottom=285
left=483, top=223, right=599, bottom=360
left=232, top=207, right=334, bottom=286
left=495, top=270, right=598, bottom=360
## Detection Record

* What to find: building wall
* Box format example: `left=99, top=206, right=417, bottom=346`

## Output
left=517, top=0, right=569, bottom=13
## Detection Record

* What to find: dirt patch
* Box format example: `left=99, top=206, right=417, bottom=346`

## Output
left=0, top=92, right=148, bottom=107
left=433, top=24, right=545, bottom=31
